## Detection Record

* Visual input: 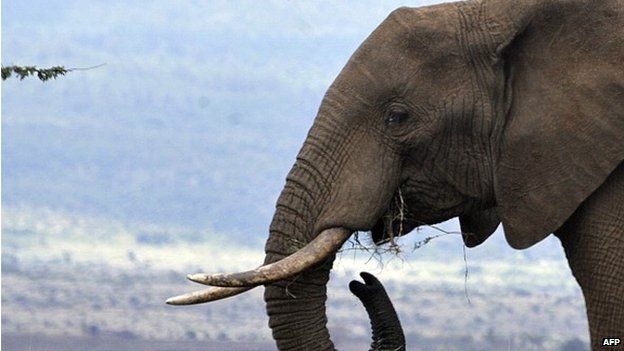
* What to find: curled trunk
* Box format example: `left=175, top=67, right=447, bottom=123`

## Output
left=350, top=272, right=406, bottom=351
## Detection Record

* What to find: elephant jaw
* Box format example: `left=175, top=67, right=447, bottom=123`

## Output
left=166, top=227, right=353, bottom=304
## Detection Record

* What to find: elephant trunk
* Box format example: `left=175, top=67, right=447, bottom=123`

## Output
left=262, top=120, right=348, bottom=350
left=350, top=272, right=406, bottom=351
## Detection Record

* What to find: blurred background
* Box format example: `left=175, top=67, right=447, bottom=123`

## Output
left=2, top=1, right=589, bottom=350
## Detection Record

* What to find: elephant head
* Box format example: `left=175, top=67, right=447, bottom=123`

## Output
left=168, top=0, right=624, bottom=349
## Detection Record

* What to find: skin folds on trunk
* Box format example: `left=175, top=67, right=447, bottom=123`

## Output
left=350, top=272, right=406, bottom=351
left=262, top=125, right=340, bottom=350
left=263, top=192, right=337, bottom=350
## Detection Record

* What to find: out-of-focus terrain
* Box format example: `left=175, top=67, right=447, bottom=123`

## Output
left=2, top=206, right=589, bottom=351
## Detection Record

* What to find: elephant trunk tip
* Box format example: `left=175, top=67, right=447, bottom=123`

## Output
left=350, top=272, right=406, bottom=351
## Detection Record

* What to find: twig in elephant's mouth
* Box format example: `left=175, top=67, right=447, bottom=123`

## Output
left=339, top=232, right=406, bottom=268
left=411, top=222, right=464, bottom=249
left=375, top=187, right=407, bottom=251
left=336, top=189, right=408, bottom=264
left=339, top=220, right=474, bottom=304
left=391, top=188, right=406, bottom=249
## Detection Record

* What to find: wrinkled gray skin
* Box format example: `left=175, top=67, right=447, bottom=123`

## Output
left=350, top=272, right=406, bottom=351
left=259, top=0, right=624, bottom=350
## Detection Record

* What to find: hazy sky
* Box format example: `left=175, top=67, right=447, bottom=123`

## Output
left=3, top=0, right=443, bottom=243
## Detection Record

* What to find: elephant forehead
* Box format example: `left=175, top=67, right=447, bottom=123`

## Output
left=355, top=5, right=459, bottom=62
left=329, top=6, right=468, bottom=103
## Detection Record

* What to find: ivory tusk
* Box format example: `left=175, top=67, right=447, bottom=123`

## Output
left=187, top=227, right=352, bottom=287
left=166, top=286, right=254, bottom=305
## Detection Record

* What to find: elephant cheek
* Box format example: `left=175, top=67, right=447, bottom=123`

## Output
left=315, top=145, right=402, bottom=234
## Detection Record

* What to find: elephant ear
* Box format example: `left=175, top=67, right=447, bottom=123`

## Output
left=459, top=208, right=500, bottom=248
left=485, top=0, right=624, bottom=248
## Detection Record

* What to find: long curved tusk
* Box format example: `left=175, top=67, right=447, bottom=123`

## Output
left=166, top=286, right=254, bottom=305
left=187, top=227, right=352, bottom=287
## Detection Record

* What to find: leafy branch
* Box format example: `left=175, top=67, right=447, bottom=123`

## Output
left=1, top=64, right=106, bottom=81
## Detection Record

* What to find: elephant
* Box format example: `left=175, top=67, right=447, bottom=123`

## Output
left=167, top=0, right=624, bottom=350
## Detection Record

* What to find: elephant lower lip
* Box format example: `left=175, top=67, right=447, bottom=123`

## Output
left=371, top=188, right=412, bottom=244
left=371, top=218, right=388, bottom=244
left=371, top=216, right=411, bottom=245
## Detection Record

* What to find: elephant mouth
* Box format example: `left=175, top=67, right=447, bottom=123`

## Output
left=371, top=217, right=412, bottom=245
left=371, top=187, right=418, bottom=245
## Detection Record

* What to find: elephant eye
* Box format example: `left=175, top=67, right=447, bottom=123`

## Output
left=385, top=110, right=408, bottom=126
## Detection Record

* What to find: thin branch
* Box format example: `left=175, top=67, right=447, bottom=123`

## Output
left=339, top=219, right=475, bottom=304
left=1, top=63, right=106, bottom=81
left=68, top=63, right=107, bottom=71
left=463, top=244, right=471, bottom=305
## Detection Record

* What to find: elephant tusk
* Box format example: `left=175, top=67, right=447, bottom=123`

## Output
left=166, top=286, right=254, bottom=305
left=186, top=227, right=353, bottom=287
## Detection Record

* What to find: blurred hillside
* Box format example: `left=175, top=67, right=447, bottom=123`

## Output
left=2, top=207, right=589, bottom=351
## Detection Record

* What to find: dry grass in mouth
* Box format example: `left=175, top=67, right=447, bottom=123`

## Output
left=388, top=188, right=406, bottom=252
left=338, top=188, right=408, bottom=266
left=338, top=188, right=476, bottom=303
